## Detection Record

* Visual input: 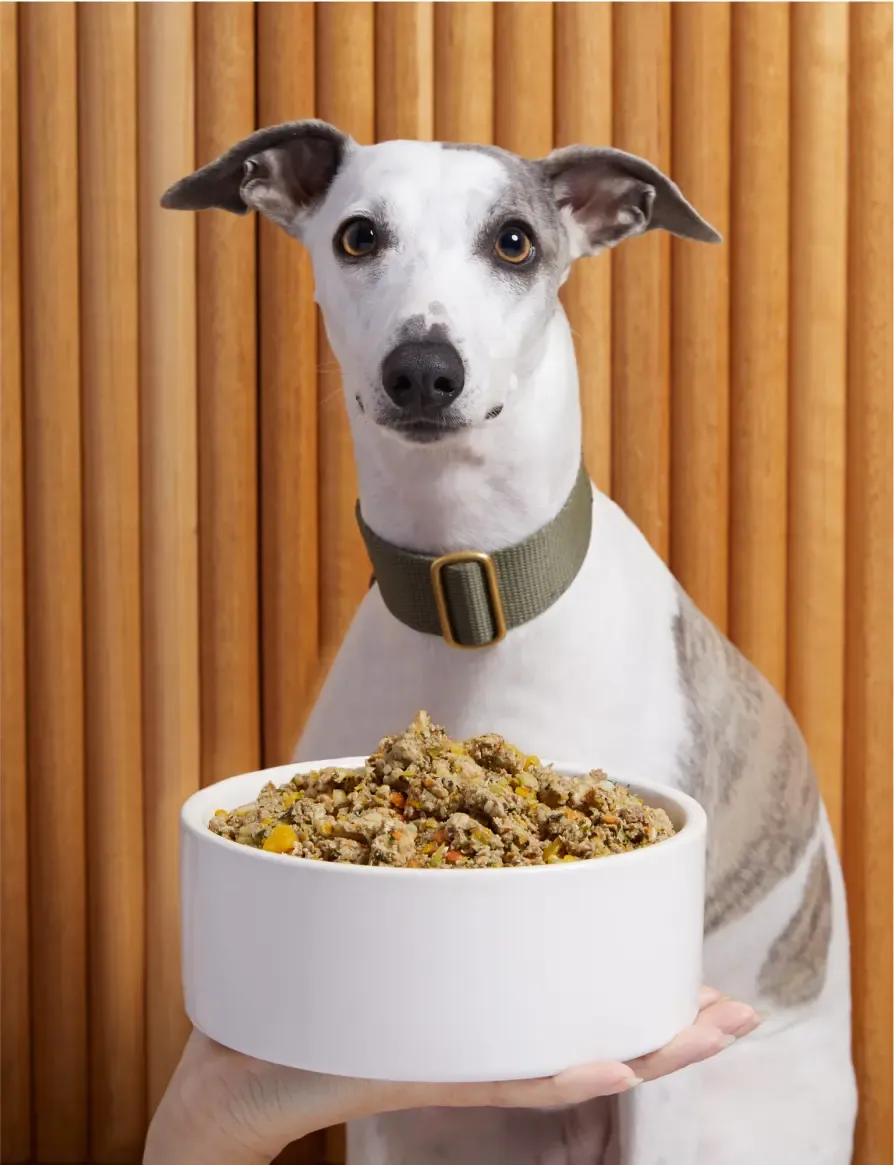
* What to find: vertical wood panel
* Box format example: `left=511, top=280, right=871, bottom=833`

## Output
left=19, top=4, right=89, bottom=1158
left=729, top=3, right=790, bottom=693
left=257, top=2, right=320, bottom=765
left=376, top=2, right=433, bottom=141
left=434, top=2, right=494, bottom=145
left=611, top=2, right=672, bottom=557
left=138, top=0, right=200, bottom=1113
left=845, top=6, right=893, bottom=1163
left=493, top=2, right=554, bottom=156
left=0, top=5, right=30, bottom=1161
left=670, top=3, right=731, bottom=631
left=3, top=7, right=893, bottom=1162
left=554, top=2, right=613, bottom=495
left=788, top=2, right=849, bottom=847
left=196, top=2, right=260, bottom=787
left=78, top=4, right=146, bottom=1160
left=316, top=3, right=375, bottom=662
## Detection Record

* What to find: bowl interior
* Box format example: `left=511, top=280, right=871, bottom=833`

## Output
left=182, top=757, right=706, bottom=874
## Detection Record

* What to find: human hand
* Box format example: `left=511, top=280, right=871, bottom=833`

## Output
left=143, top=987, right=760, bottom=1165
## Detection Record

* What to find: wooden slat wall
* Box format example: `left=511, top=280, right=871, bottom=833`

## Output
left=845, top=7, right=893, bottom=1164
left=79, top=6, right=146, bottom=1160
left=19, top=6, right=89, bottom=1161
left=1, top=5, right=890, bottom=1164
left=1, top=4, right=29, bottom=1161
left=137, top=0, right=201, bottom=1117
left=729, top=2, right=791, bottom=697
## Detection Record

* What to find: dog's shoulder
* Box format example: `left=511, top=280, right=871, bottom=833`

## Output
left=670, top=585, right=823, bottom=936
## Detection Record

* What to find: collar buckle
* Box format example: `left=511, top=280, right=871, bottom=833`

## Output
left=430, top=551, right=508, bottom=650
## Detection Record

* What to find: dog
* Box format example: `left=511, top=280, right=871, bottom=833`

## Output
left=163, top=121, right=857, bottom=1165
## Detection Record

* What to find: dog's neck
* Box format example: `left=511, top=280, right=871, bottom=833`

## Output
left=350, top=308, right=583, bottom=556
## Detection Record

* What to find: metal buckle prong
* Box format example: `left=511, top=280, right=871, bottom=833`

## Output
left=429, top=550, right=508, bottom=650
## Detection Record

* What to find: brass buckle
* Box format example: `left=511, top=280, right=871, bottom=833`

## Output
left=430, top=551, right=507, bottom=650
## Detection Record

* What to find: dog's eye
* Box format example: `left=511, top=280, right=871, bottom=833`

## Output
left=339, top=218, right=378, bottom=258
left=494, top=225, right=533, bottom=265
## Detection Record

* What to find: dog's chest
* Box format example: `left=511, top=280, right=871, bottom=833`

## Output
left=298, top=495, right=690, bottom=789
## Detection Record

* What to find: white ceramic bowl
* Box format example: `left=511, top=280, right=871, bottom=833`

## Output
left=181, top=758, right=706, bottom=1083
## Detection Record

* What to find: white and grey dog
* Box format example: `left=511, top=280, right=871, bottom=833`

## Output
left=164, top=122, right=857, bottom=1165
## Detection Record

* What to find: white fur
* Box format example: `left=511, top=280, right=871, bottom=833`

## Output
left=285, top=141, right=855, bottom=1165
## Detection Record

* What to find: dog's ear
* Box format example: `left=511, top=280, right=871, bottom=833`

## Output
left=537, top=146, right=721, bottom=258
left=160, top=119, right=350, bottom=236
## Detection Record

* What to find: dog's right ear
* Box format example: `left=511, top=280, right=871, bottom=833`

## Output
left=160, top=119, right=350, bottom=236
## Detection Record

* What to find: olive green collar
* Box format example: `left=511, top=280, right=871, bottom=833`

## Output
left=355, top=462, right=592, bottom=649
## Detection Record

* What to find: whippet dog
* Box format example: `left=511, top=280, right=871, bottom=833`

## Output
left=163, top=121, right=856, bottom=1165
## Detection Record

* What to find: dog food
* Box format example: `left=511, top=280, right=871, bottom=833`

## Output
left=209, top=712, right=675, bottom=867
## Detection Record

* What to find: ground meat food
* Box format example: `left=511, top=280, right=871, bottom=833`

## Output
left=208, top=712, right=676, bottom=867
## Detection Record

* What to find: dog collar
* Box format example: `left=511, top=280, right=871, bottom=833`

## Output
left=355, top=462, right=592, bottom=650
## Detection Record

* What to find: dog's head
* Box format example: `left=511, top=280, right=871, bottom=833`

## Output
left=163, top=122, right=718, bottom=447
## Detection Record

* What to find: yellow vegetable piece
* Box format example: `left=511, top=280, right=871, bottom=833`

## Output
left=543, top=838, right=563, bottom=861
left=213, top=809, right=228, bottom=817
left=262, top=823, right=297, bottom=854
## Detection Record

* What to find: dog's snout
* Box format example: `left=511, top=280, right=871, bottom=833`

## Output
left=381, top=341, right=465, bottom=413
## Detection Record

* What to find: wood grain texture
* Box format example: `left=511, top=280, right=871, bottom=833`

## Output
left=729, top=3, right=790, bottom=694
left=19, top=4, right=89, bottom=1159
left=493, top=1, right=554, bottom=157
left=257, top=2, right=320, bottom=764
left=196, top=2, right=260, bottom=787
left=2, top=8, right=892, bottom=1162
left=0, top=5, right=30, bottom=1160
left=611, top=2, right=672, bottom=558
left=376, top=2, right=433, bottom=141
left=787, top=3, right=849, bottom=848
left=845, top=7, right=893, bottom=1163
left=434, top=2, right=494, bottom=145
left=670, top=2, right=731, bottom=631
left=316, top=3, right=375, bottom=662
left=78, top=5, right=146, bottom=1159
left=137, top=0, right=200, bottom=1113
left=554, top=2, right=612, bottom=495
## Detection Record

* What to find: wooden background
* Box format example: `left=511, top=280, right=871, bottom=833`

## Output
left=1, top=3, right=891, bottom=1163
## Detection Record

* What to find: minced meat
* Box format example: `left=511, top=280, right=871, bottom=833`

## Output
left=208, top=712, right=676, bottom=868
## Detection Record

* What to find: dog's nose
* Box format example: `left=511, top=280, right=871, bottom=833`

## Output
left=381, top=341, right=465, bottom=413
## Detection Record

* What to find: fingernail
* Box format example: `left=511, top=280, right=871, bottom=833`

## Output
left=755, top=1010, right=770, bottom=1024
left=624, top=1076, right=644, bottom=1090
left=719, top=1035, right=736, bottom=1049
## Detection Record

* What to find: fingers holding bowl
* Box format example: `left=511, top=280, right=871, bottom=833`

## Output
left=627, top=997, right=762, bottom=1082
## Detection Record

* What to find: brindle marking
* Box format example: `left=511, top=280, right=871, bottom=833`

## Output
left=758, top=847, right=833, bottom=1006
left=672, top=588, right=821, bottom=936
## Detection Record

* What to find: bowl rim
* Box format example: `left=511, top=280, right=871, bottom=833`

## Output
left=181, top=757, right=707, bottom=880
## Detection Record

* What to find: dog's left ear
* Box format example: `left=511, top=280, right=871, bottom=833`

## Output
left=537, top=145, right=721, bottom=258
left=160, top=119, right=350, bottom=237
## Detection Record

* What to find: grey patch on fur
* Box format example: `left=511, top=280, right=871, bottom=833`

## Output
left=440, top=141, right=566, bottom=289
left=395, top=316, right=451, bottom=345
left=672, top=587, right=820, bottom=934
left=441, top=141, right=521, bottom=165
left=758, top=847, right=833, bottom=1007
